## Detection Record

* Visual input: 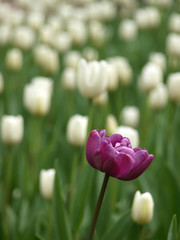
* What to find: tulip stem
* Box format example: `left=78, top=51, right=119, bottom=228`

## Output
left=88, top=173, right=109, bottom=240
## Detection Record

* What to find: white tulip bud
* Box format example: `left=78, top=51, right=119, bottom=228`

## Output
left=77, top=58, right=109, bottom=98
left=166, top=33, right=180, bottom=58
left=0, top=24, right=12, bottom=46
left=93, top=91, right=108, bottom=107
left=148, top=83, right=168, bottom=110
left=39, top=169, right=55, bottom=201
left=106, top=114, right=118, bottom=136
left=115, top=126, right=139, bottom=148
left=108, top=57, right=132, bottom=85
left=66, top=114, right=88, bottom=146
left=1, top=115, right=24, bottom=145
left=39, top=25, right=55, bottom=45
left=138, top=62, right=163, bottom=92
left=121, top=106, right=140, bottom=128
left=168, top=13, right=180, bottom=33
left=131, top=191, right=154, bottom=225
left=31, top=76, right=53, bottom=95
left=34, top=45, right=59, bottom=74
left=53, top=32, right=72, bottom=53
left=118, top=19, right=137, bottom=42
left=23, top=82, right=52, bottom=116
left=107, top=64, right=119, bottom=91
left=67, top=19, right=87, bottom=46
left=61, top=68, right=76, bottom=91
left=27, top=11, right=45, bottom=31
left=13, top=26, right=35, bottom=50
left=167, top=73, right=180, bottom=104
left=89, top=21, right=107, bottom=47
left=64, top=51, right=81, bottom=69
left=0, top=73, right=4, bottom=93
left=5, top=48, right=23, bottom=71
left=82, top=47, right=98, bottom=62
left=149, top=52, right=166, bottom=72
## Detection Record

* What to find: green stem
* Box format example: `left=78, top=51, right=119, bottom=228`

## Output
left=88, top=173, right=109, bottom=240
left=46, top=202, right=53, bottom=240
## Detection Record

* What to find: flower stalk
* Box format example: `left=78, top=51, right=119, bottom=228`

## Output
left=88, top=173, right=109, bottom=240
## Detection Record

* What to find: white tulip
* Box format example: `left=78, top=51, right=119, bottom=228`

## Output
left=53, top=32, right=72, bottom=53
left=115, top=126, right=139, bottom=148
left=77, top=58, right=109, bottom=98
left=61, top=68, right=76, bottom=91
left=1, top=115, right=24, bottom=145
left=64, top=51, right=81, bottom=69
left=118, top=19, right=137, bottom=42
left=149, top=52, right=166, bottom=72
left=5, top=48, right=23, bottom=71
left=13, top=26, right=35, bottom=50
left=167, top=73, right=180, bottom=104
left=106, top=114, right=118, bottom=136
left=23, top=81, right=52, bottom=116
left=166, top=33, right=180, bottom=58
left=168, top=13, right=180, bottom=33
left=66, top=114, right=88, bottom=146
left=93, top=91, right=108, bottom=107
left=131, top=191, right=154, bottom=225
left=121, top=106, right=140, bottom=128
left=138, top=62, right=163, bottom=92
left=148, top=83, right=168, bottom=110
left=39, top=169, right=55, bottom=201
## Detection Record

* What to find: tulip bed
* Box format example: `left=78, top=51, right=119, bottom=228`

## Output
left=0, top=0, right=180, bottom=240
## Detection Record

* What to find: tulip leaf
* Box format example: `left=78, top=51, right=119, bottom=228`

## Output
left=101, top=210, right=132, bottom=240
left=167, top=214, right=178, bottom=240
left=53, top=164, right=73, bottom=240
left=70, top=165, right=93, bottom=234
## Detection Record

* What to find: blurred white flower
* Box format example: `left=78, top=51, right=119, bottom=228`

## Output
left=82, top=47, right=98, bottom=61
left=149, top=52, right=166, bottom=72
left=131, top=191, right=154, bottom=225
left=106, top=114, right=118, bottom=136
left=167, top=73, right=180, bottom=104
left=121, top=106, right=140, bottom=128
left=0, top=73, right=4, bottom=93
left=39, top=25, right=55, bottom=45
left=53, top=32, right=72, bottom=53
left=134, top=7, right=160, bottom=29
left=24, top=77, right=53, bottom=116
left=61, top=68, right=76, bottom=91
left=34, top=44, right=59, bottom=74
left=115, top=126, right=139, bottom=148
left=108, top=57, right=133, bottom=85
left=39, top=169, right=55, bottom=201
left=77, top=58, right=109, bottom=98
left=168, top=13, right=180, bottom=33
left=148, top=83, right=168, bottom=110
left=13, top=26, right=35, bottom=50
left=0, top=24, right=12, bottom=46
left=93, top=91, right=108, bottom=107
left=66, top=114, right=88, bottom=146
left=89, top=21, right=107, bottom=47
left=5, top=48, right=23, bottom=71
left=118, top=19, right=137, bottom=42
left=166, top=33, right=180, bottom=58
left=67, top=19, right=87, bottom=46
left=27, top=11, right=45, bottom=31
left=1, top=115, right=24, bottom=145
left=138, top=62, right=163, bottom=92
left=106, top=64, right=119, bottom=91
left=64, top=51, right=82, bottom=69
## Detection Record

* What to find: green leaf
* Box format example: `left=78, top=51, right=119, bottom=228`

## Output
left=167, top=215, right=177, bottom=240
left=70, top=165, right=93, bottom=234
left=53, top=164, right=73, bottom=240
left=101, top=210, right=132, bottom=240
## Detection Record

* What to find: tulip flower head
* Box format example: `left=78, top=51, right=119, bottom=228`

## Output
left=86, top=130, right=153, bottom=180
left=131, top=190, right=154, bottom=225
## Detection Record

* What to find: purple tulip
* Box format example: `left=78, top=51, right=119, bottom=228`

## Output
left=86, top=129, right=153, bottom=180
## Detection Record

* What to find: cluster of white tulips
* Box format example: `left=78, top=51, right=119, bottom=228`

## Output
left=0, top=0, right=179, bottom=239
